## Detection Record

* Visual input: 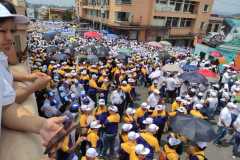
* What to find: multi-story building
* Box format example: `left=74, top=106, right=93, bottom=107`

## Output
left=75, top=0, right=214, bottom=46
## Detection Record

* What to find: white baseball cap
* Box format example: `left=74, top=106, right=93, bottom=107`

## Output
left=128, top=131, right=139, bottom=141
left=0, top=3, right=29, bottom=24
left=122, top=123, right=133, bottom=132
left=196, top=142, right=207, bottom=149
left=177, top=107, right=187, bottom=114
left=90, top=121, right=101, bottom=129
left=141, top=102, right=149, bottom=109
left=126, top=108, right=136, bottom=115
left=86, top=148, right=98, bottom=158
left=135, top=144, right=150, bottom=155
left=108, top=105, right=118, bottom=112
left=143, top=117, right=153, bottom=125
left=98, top=99, right=105, bottom=105
left=147, top=124, right=159, bottom=133
left=168, top=137, right=181, bottom=146
left=156, top=105, right=165, bottom=111
left=195, top=104, right=203, bottom=110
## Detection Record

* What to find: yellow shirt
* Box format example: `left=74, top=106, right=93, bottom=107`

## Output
left=191, top=147, right=205, bottom=160
left=123, top=114, right=135, bottom=123
left=89, top=79, right=98, bottom=89
left=87, top=130, right=99, bottom=148
left=190, top=109, right=206, bottom=119
left=121, top=133, right=129, bottom=143
left=61, top=136, right=70, bottom=152
left=129, top=150, right=139, bottom=160
left=134, top=107, right=146, bottom=120
left=164, top=144, right=179, bottom=160
left=121, top=141, right=137, bottom=155
left=94, top=106, right=107, bottom=116
left=80, top=75, right=90, bottom=81
left=80, top=113, right=88, bottom=128
left=140, top=132, right=160, bottom=152
left=101, top=81, right=109, bottom=91
left=148, top=85, right=157, bottom=93
left=141, top=67, right=147, bottom=75
left=152, top=110, right=166, bottom=117
left=121, top=85, right=132, bottom=93
left=171, top=101, right=181, bottom=112
left=81, top=157, right=98, bottom=160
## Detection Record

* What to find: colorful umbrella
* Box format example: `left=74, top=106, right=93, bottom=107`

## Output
left=147, top=41, right=163, bottom=48
left=162, top=64, right=183, bottom=73
left=217, top=56, right=226, bottom=64
left=182, top=64, right=198, bottom=72
left=179, top=72, right=208, bottom=85
left=84, top=31, right=102, bottom=40
left=197, top=69, right=219, bottom=78
left=210, top=51, right=222, bottom=57
left=159, top=41, right=172, bottom=47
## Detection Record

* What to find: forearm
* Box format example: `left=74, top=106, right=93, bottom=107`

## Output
left=12, top=69, right=31, bottom=82
left=2, top=103, right=46, bottom=134
left=15, top=85, right=36, bottom=104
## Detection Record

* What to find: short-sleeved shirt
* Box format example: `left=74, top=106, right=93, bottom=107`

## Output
left=0, top=53, right=16, bottom=132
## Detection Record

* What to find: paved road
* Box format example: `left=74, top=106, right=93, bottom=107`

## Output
left=135, top=85, right=240, bottom=160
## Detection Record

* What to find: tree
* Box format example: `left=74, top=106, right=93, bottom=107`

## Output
left=63, top=10, right=73, bottom=21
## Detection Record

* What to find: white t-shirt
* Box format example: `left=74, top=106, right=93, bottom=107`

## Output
left=166, top=77, right=177, bottom=91
left=218, top=107, right=232, bottom=127
left=233, top=114, right=240, bottom=132
left=0, top=52, right=16, bottom=131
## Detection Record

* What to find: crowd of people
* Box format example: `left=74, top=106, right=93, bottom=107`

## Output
left=26, top=21, right=240, bottom=160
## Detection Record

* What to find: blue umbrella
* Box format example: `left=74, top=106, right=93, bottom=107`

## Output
left=179, top=72, right=208, bottom=85
left=182, top=64, right=198, bottom=72
left=106, top=34, right=119, bottom=40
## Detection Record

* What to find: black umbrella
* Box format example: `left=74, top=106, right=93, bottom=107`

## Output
left=87, top=55, right=99, bottom=64
left=84, top=45, right=97, bottom=54
left=170, top=114, right=217, bottom=142
left=179, top=72, right=208, bottom=85
left=95, top=45, right=109, bottom=58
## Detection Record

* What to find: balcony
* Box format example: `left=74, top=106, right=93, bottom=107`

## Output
left=169, top=27, right=193, bottom=36
left=115, top=0, right=132, bottom=5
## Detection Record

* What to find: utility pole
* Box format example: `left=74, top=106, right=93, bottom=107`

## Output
left=100, top=0, right=104, bottom=31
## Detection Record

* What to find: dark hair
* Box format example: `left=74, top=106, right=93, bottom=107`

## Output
left=0, top=0, right=16, bottom=23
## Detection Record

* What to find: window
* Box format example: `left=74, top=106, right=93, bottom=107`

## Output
left=200, top=22, right=205, bottom=30
left=172, top=17, right=179, bottom=27
left=203, top=4, right=209, bottom=12
left=166, top=17, right=172, bottom=27
left=206, top=23, right=212, bottom=33
left=186, top=19, right=192, bottom=27
left=175, top=1, right=183, bottom=11
left=153, top=16, right=165, bottom=20
left=214, top=24, right=220, bottom=32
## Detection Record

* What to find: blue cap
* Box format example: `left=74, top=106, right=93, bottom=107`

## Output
left=70, top=103, right=80, bottom=112
left=82, top=97, right=90, bottom=105
left=48, top=92, right=54, bottom=97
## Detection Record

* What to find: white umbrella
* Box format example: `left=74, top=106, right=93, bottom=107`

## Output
left=159, top=41, right=172, bottom=47
left=149, top=70, right=162, bottom=79
left=162, top=64, right=183, bottom=73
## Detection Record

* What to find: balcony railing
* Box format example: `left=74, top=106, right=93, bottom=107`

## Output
left=115, top=0, right=132, bottom=5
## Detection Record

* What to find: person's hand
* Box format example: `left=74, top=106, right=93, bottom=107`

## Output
left=39, top=117, right=65, bottom=146
left=28, top=72, right=49, bottom=81
left=31, top=76, right=51, bottom=91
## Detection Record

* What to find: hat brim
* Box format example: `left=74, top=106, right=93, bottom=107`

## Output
left=2, top=14, right=29, bottom=24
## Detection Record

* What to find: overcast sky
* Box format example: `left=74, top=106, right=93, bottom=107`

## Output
left=26, top=0, right=240, bottom=15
